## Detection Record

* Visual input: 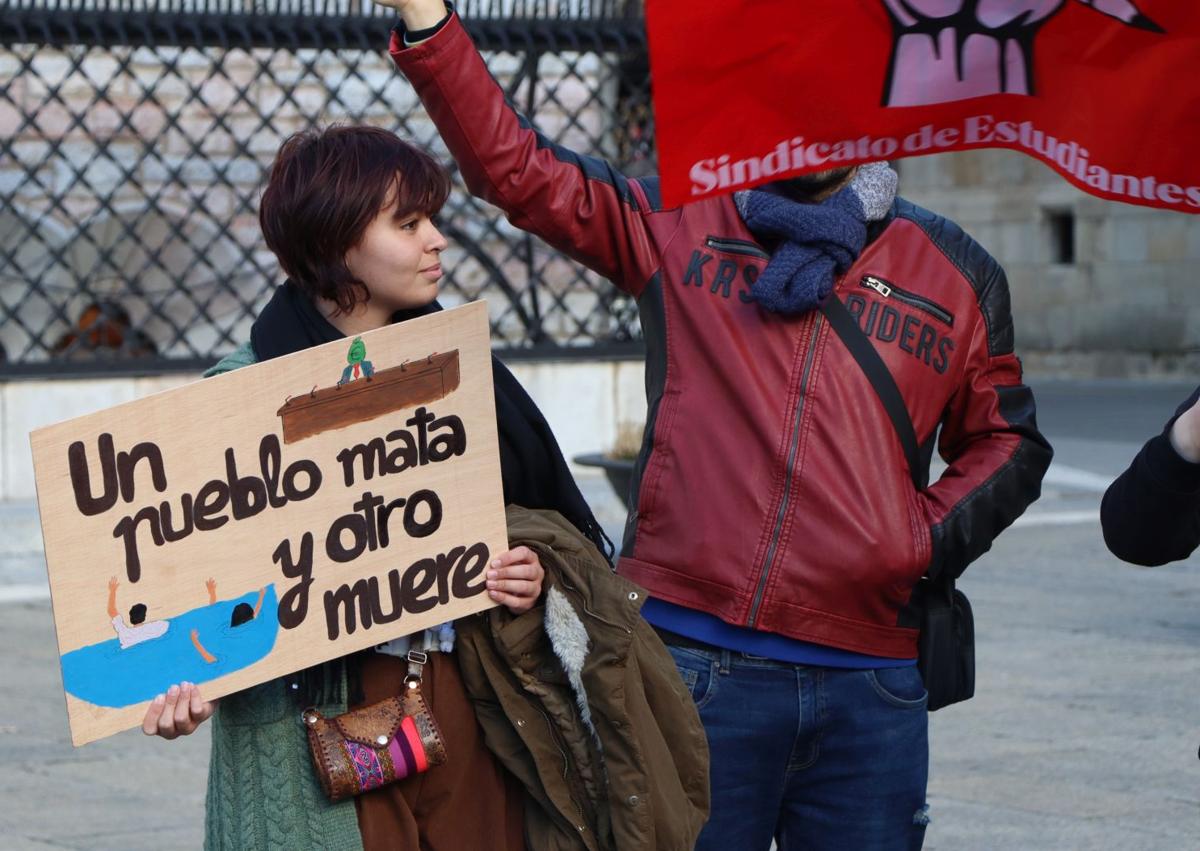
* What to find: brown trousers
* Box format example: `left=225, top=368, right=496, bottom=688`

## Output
left=352, top=651, right=527, bottom=851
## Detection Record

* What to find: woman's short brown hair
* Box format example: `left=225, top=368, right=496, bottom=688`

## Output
left=259, top=125, right=451, bottom=313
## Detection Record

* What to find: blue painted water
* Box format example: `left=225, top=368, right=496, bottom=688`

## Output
left=61, top=585, right=280, bottom=708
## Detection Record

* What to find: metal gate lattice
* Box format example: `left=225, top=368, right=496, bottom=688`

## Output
left=0, top=1, right=652, bottom=376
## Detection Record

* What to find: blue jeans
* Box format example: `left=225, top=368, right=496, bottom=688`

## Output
left=668, top=644, right=929, bottom=851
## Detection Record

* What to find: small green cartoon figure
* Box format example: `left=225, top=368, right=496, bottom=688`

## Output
left=338, top=336, right=375, bottom=386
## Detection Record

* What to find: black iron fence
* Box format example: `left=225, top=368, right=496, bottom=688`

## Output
left=0, top=0, right=652, bottom=376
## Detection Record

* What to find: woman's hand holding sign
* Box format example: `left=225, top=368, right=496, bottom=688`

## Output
left=142, top=682, right=218, bottom=740
left=487, top=546, right=545, bottom=615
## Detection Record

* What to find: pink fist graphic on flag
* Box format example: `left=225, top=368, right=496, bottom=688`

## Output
left=882, top=0, right=1164, bottom=106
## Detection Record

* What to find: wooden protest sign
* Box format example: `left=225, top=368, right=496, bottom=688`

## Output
left=30, top=302, right=505, bottom=746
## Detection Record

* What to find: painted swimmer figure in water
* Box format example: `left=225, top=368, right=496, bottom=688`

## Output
left=65, top=580, right=280, bottom=708
left=107, top=576, right=169, bottom=649
left=190, top=578, right=267, bottom=664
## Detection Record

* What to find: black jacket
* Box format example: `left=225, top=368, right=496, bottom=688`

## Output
left=1101, top=386, right=1200, bottom=565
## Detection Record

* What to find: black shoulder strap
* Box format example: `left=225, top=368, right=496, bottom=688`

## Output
left=821, top=296, right=956, bottom=591
left=820, top=295, right=921, bottom=490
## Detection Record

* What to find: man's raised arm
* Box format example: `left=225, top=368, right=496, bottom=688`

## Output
left=107, top=576, right=119, bottom=619
left=379, top=0, right=664, bottom=298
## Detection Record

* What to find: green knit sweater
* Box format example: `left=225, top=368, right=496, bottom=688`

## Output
left=203, top=344, right=363, bottom=851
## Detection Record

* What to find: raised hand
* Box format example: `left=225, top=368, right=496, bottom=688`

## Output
left=1170, top=396, right=1200, bottom=463
left=371, top=0, right=448, bottom=31
left=882, top=0, right=1163, bottom=106
left=107, top=576, right=120, bottom=618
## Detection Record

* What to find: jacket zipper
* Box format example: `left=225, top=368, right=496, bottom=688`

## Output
left=747, top=314, right=823, bottom=628
left=861, top=275, right=954, bottom=327
left=536, top=706, right=571, bottom=780
left=535, top=706, right=591, bottom=834
left=705, top=236, right=770, bottom=260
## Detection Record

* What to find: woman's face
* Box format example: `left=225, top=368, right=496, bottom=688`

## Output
left=343, top=196, right=448, bottom=325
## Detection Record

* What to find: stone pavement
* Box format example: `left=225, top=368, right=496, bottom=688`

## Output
left=2, top=380, right=1199, bottom=849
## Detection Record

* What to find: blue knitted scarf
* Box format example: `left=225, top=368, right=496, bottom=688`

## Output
left=735, top=162, right=898, bottom=315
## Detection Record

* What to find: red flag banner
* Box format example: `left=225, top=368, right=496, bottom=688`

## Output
left=645, top=1, right=1200, bottom=212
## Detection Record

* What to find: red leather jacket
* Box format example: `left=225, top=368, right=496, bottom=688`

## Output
left=392, top=16, right=1052, bottom=658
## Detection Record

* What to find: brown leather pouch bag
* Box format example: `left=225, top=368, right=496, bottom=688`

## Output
left=303, top=652, right=446, bottom=802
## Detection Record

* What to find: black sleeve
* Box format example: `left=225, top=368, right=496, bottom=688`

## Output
left=393, top=1, right=453, bottom=44
left=1101, top=385, right=1200, bottom=566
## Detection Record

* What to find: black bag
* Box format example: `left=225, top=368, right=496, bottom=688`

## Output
left=911, top=577, right=975, bottom=710
left=821, top=296, right=975, bottom=711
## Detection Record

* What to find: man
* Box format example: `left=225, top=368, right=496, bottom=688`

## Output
left=189, top=578, right=268, bottom=664
left=1102, top=389, right=1200, bottom=565
left=107, top=575, right=169, bottom=649
left=379, top=3, right=1052, bottom=846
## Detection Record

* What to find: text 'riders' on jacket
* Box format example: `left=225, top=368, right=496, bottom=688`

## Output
left=392, top=15, right=1053, bottom=659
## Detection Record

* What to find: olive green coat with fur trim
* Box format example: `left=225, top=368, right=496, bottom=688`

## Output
left=456, top=506, right=710, bottom=851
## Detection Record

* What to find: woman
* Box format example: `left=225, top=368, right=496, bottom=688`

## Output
left=143, top=125, right=614, bottom=851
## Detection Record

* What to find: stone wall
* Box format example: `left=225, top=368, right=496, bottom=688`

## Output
left=898, top=150, right=1200, bottom=377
